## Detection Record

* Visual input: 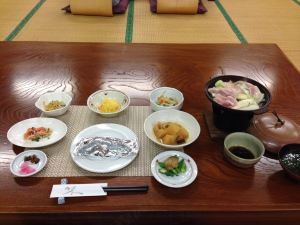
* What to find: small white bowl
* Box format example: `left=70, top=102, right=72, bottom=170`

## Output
left=144, top=109, right=200, bottom=149
left=150, top=87, right=184, bottom=111
left=87, top=90, right=130, bottom=118
left=35, top=92, right=72, bottom=117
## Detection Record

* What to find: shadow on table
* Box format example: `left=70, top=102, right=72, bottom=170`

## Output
left=12, top=145, right=25, bottom=155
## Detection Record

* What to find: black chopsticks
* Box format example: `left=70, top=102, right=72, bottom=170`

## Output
left=103, top=185, right=149, bottom=193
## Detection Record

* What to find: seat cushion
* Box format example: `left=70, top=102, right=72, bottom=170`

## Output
left=150, top=0, right=207, bottom=14
left=62, top=0, right=129, bottom=15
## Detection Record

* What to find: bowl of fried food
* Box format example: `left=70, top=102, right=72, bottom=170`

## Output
left=35, top=92, right=72, bottom=117
left=87, top=89, right=130, bottom=118
left=150, top=87, right=184, bottom=111
left=144, top=109, right=200, bottom=149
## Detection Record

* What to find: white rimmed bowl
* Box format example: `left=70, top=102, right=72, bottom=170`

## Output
left=35, top=92, right=72, bottom=117
left=144, top=109, right=200, bottom=149
left=150, top=87, right=184, bottom=111
left=87, top=90, right=130, bottom=118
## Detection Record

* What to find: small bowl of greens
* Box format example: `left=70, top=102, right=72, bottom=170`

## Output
left=151, top=151, right=198, bottom=188
left=157, top=155, right=187, bottom=176
left=279, top=144, right=300, bottom=182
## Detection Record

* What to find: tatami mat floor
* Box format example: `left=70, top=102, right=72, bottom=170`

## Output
left=221, top=0, right=300, bottom=71
left=0, top=0, right=38, bottom=40
left=14, top=0, right=128, bottom=42
left=132, top=0, right=239, bottom=43
left=0, top=0, right=299, bottom=70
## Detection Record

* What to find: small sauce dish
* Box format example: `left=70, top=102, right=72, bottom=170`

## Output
left=224, top=132, right=265, bottom=168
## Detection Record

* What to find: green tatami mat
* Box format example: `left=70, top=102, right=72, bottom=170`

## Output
left=0, top=0, right=39, bottom=40
left=221, top=0, right=300, bottom=70
left=132, top=0, right=239, bottom=43
left=14, top=0, right=128, bottom=43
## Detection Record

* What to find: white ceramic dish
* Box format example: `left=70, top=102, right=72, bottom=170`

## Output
left=10, top=150, right=47, bottom=177
left=35, top=92, right=72, bottom=117
left=144, top=109, right=200, bottom=149
left=7, top=118, right=68, bottom=148
left=150, top=87, right=184, bottom=111
left=87, top=90, right=130, bottom=118
left=70, top=123, right=139, bottom=173
left=151, top=150, right=198, bottom=188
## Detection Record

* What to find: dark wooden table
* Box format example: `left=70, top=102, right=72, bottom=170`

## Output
left=0, top=42, right=299, bottom=225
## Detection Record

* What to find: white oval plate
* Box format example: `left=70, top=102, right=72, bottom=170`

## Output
left=10, top=150, right=47, bottom=177
left=151, top=150, right=198, bottom=188
left=7, top=118, right=68, bottom=148
left=70, top=123, right=139, bottom=173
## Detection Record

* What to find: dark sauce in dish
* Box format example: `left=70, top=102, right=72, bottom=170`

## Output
left=281, top=153, right=300, bottom=176
left=229, top=146, right=255, bottom=159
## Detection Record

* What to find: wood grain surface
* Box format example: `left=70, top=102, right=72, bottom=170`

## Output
left=0, top=42, right=299, bottom=225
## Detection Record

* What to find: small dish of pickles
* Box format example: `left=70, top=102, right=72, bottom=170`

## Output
left=151, top=150, right=198, bottom=188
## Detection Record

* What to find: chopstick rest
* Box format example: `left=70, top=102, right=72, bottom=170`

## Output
left=50, top=183, right=149, bottom=199
left=57, top=178, right=68, bottom=205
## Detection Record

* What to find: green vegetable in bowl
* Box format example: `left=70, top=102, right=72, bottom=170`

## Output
left=157, top=155, right=187, bottom=176
left=215, top=80, right=224, bottom=87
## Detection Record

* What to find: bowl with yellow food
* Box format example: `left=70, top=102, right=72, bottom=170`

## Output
left=35, top=92, right=72, bottom=117
left=87, top=90, right=130, bottom=118
left=144, top=109, right=201, bottom=149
